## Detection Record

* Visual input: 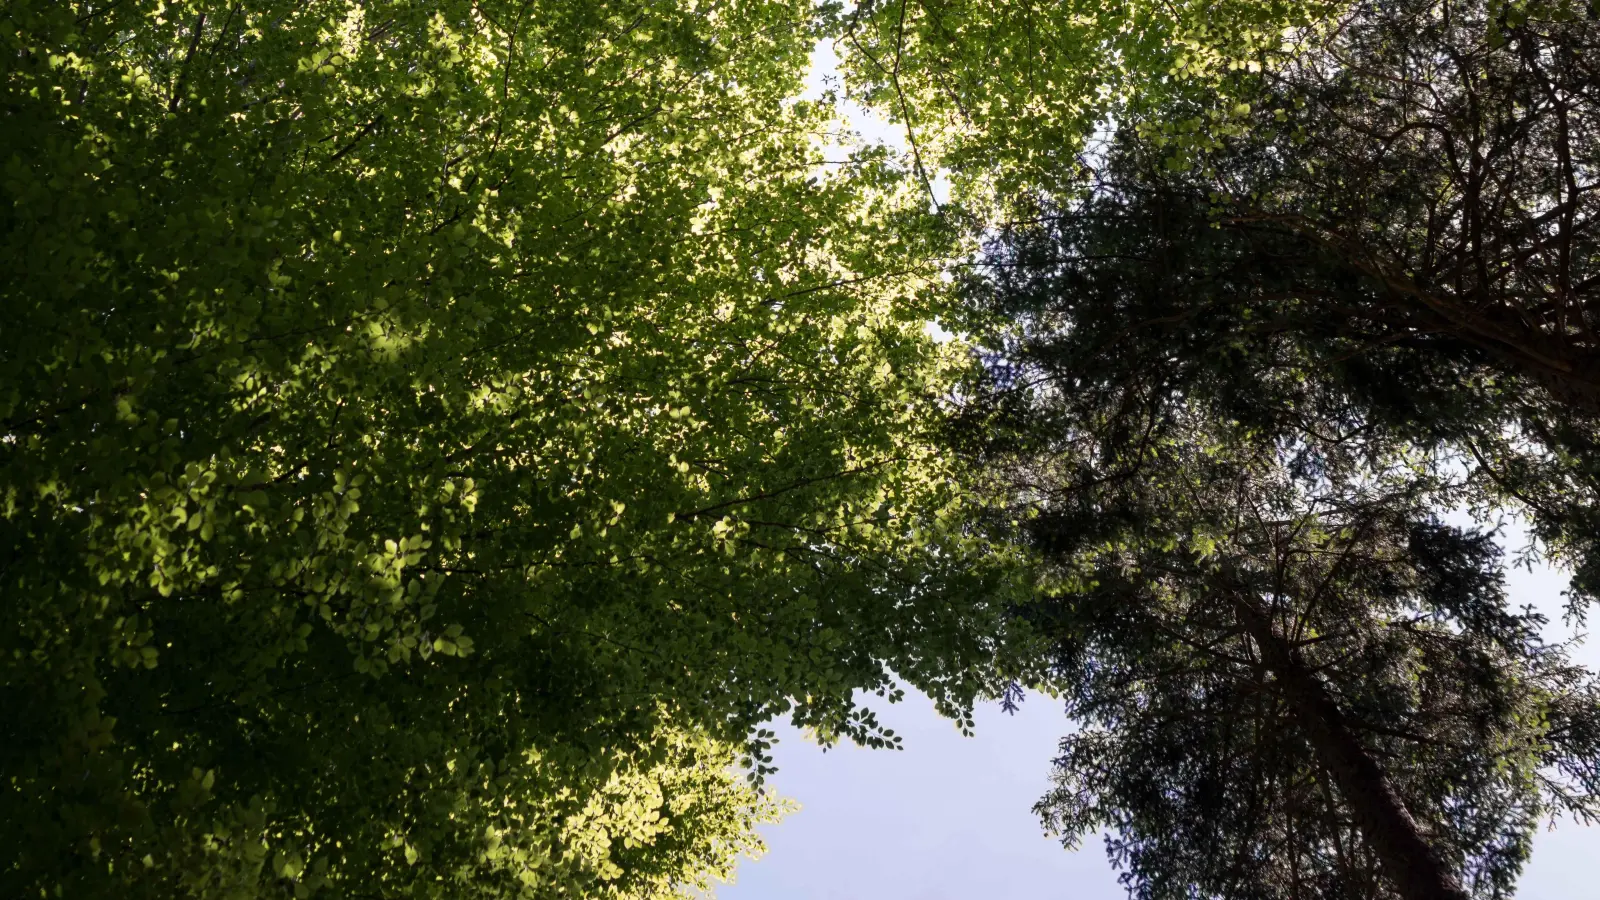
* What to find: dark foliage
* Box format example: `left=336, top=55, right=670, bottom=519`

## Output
left=957, top=2, right=1600, bottom=897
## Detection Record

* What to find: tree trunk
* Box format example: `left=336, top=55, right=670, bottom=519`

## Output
left=1233, top=599, right=1473, bottom=900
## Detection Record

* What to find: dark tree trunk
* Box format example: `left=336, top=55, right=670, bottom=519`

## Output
left=1233, top=599, right=1473, bottom=900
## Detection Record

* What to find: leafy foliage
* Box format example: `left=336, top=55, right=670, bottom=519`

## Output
left=836, top=0, right=1343, bottom=204
left=8, top=0, right=1599, bottom=897
left=0, top=1, right=1036, bottom=896
left=1195, top=0, right=1600, bottom=605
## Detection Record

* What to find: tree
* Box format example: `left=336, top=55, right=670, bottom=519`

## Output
left=1027, top=447, right=1600, bottom=900
left=1104, top=0, right=1600, bottom=602
left=953, top=350, right=1600, bottom=898
left=1, top=2, right=1036, bottom=896
left=954, top=0, right=1600, bottom=602
left=840, top=0, right=1600, bottom=603
left=949, top=5, right=1600, bottom=888
left=1241, top=0, right=1600, bottom=608
left=1221, top=0, right=1600, bottom=414
left=834, top=0, right=1345, bottom=205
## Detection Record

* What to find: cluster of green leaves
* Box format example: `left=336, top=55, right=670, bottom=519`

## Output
left=1, top=1, right=1042, bottom=896
left=9, top=0, right=1597, bottom=896
left=834, top=0, right=1342, bottom=206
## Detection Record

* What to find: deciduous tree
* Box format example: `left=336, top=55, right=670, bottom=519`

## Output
left=0, top=2, right=1034, bottom=896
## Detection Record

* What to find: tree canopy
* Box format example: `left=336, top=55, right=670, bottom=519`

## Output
left=5, top=0, right=1600, bottom=898
left=957, top=1, right=1600, bottom=897
left=838, top=0, right=1341, bottom=202
left=2, top=2, right=1037, bottom=896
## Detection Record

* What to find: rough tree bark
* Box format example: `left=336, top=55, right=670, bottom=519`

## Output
left=1231, top=597, right=1474, bottom=900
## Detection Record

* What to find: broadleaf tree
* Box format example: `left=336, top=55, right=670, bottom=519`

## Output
left=835, top=0, right=1343, bottom=206
left=0, top=1, right=1039, bottom=896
